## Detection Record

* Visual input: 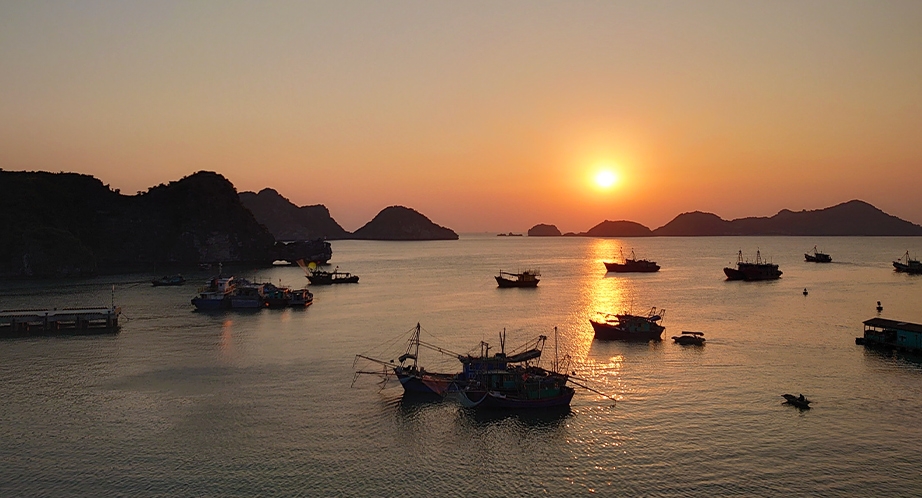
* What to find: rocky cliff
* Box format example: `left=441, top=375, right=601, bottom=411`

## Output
left=0, top=171, right=275, bottom=277
left=239, top=188, right=349, bottom=241
left=351, top=206, right=459, bottom=240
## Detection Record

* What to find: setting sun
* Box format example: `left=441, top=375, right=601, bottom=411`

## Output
left=595, top=170, right=618, bottom=189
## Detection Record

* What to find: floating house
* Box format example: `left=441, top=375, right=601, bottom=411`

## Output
left=858, top=318, right=922, bottom=352
left=0, top=306, right=121, bottom=338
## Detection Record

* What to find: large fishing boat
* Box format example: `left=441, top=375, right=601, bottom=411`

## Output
left=804, top=246, right=832, bottom=263
left=590, top=307, right=666, bottom=341
left=191, top=276, right=236, bottom=310
left=495, top=269, right=540, bottom=288
left=456, top=331, right=574, bottom=409
left=263, top=284, right=314, bottom=308
left=604, top=249, right=660, bottom=273
left=893, top=251, right=922, bottom=274
left=353, top=323, right=462, bottom=396
left=228, top=283, right=266, bottom=309
left=724, top=250, right=782, bottom=281
left=298, top=260, right=359, bottom=285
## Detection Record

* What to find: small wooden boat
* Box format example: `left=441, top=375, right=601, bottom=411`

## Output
left=804, top=246, right=832, bottom=263
left=604, top=249, right=660, bottom=273
left=495, top=269, right=540, bottom=288
left=672, top=331, right=705, bottom=345
left=724, top=250, right=782, bottom=281
left=893, top=251, right=922, bottom=274
left=590, top=307, right=666, bottom=341
left=782, top=393, right=811, bottom=409
left=151, top=274, right=185, bottom=286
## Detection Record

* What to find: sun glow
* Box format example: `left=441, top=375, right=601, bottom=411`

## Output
left=595, top=170, right=618, bottom=189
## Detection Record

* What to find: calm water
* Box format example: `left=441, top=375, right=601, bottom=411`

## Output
left=2, top=236, right=922, bottom=496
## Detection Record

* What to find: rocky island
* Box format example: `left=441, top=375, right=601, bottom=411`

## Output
left=351, top=206, right=458, bottom=240
left=530, top=200, right=922, bottom=237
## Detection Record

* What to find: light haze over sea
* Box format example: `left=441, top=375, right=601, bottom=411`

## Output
left=2, top=235, right=921, bottom=496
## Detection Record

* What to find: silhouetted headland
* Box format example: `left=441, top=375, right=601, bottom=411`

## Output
left=1, top=170, right=459, bottom=277
left=530, top=200, right=922, bottom=237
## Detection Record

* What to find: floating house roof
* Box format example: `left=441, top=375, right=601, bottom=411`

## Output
left=863, top=318, right=922, bottom=335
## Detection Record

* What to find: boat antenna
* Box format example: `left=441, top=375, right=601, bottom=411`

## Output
left=500, top=328, right=506, bottom=354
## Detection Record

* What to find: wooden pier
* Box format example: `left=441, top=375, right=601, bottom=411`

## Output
left=0, top=306, right=121, bottom=337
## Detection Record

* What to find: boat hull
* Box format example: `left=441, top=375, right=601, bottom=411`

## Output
left=396, top=370, right=458, bottom=396
left=308, top=275, right=360, bottom=285
left=590, top=319, right=664, bottom=341
left=805, top=253, right=832, bottom=263
left=191, top=298, right=227, bottom=310
left=672, top=336, right=705, bottom=345
left=495, top=276, right=539, bottom=288
left=458, top=386, right=575, bottom=409
left=893, top=262, right=922, bottom=274
left=604, top=261, right=660, bottom=273
left=723, top=266, right=782, bottom=281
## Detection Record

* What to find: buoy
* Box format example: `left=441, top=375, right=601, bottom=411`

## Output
left=803, top=288, right=808, bottom=296
left=877, top=301, right=883, bottom=312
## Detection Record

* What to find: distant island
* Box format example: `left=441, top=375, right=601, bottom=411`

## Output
left=1, top=170, right=458, bottom=277
left=530, top=200, right=922, bottom=237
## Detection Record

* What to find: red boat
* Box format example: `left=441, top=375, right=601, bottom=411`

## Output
left=590, top=307, right=666, bottom=341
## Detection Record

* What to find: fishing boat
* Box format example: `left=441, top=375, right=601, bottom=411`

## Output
left=456, top=332, right=574, bottom=409
left=306, top=267, right=359, bottom=285
left=782, top=393, right=811, bottom=409
left=724, top=250, right=782, bottom=281
left=495, top=269, right=540, bottom=288
left=604, top=249, right=660, bottom=273
left=590, top=307, right=666, bottom=341
left=191, top=276, right=236, bottom=310
left=893, top=251, right=922, bottom=274
left=353, top=323, right=462, bottom=396
left=672, top=331, right=705, bottom=345
left=263, top=283, right=314, bottom=308
left=804, top=246, right=832, bottom=263
left=227, top=282, right=266, bottom=309
left=151, top=274, right=186, bottom=286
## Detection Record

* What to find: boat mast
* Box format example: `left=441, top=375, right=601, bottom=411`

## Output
left=412, top=323, right=421, bottom=370
left=554, top=326, right=559, bottom=373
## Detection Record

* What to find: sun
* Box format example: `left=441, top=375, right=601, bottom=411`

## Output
left=595, top=170, right=618, bottom=189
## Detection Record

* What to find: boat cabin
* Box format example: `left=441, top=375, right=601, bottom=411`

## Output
left=861, top=318, right=922, bottom=351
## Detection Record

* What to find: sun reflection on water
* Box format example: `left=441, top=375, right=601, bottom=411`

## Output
left=220, top=319, right=235, bottom=357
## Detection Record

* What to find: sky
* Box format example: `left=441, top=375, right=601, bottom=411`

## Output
left=2, top=1, right=921, bottom=233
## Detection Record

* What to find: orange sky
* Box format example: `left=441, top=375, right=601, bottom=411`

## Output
left=2, top=2, right=921, bottom=232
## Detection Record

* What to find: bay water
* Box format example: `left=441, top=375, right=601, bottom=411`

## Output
left=2, top=235, right=921, bottom=496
